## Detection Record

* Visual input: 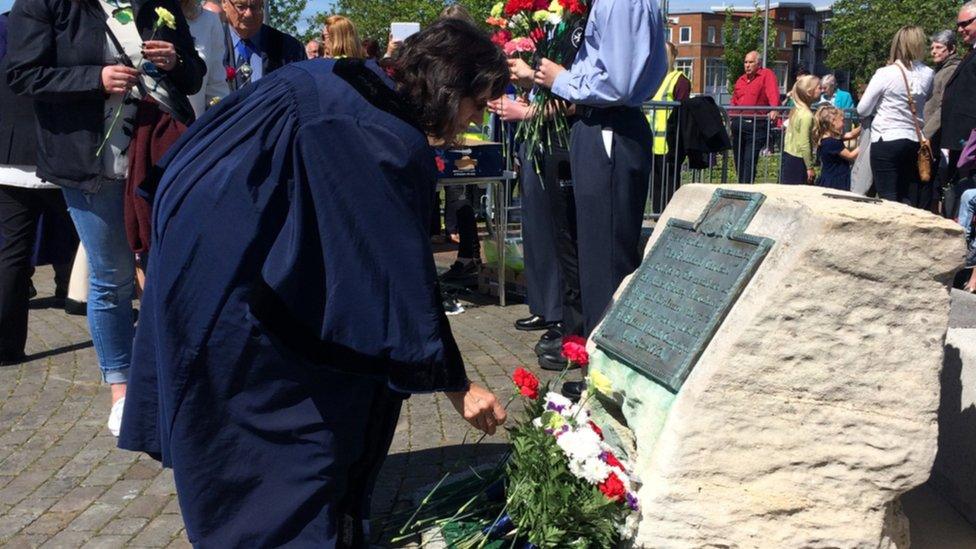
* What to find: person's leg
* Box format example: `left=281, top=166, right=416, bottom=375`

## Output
left=896, top=139, right=922, bottom=207
left=61, top=183, right=135, bottom=390
left=518, top=144, right=562, bottom=325
left=732, top=117, right=756, bottom=184
left=544, top=148, right=582, bottom=337
left=751, top=118, right=769, bottom=183
left=870, top=139, right=900, bottom=202
left=444, top=185, right=464, bottom=239
left=0, top=185, right=42, bottom=362
left=65, top=244, right=89, bottom=315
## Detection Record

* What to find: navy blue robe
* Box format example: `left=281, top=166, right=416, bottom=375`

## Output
left=118, top=59, right=468, bottom=547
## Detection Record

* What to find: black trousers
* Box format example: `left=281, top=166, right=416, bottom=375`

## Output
left=731, top=117, right=769, bottom=184
left=542, top=147, right=583, bottom=336
left=571, top=107, right=652, bottom=336
left=870, top=138, right=929, bottom=209
left=518, top=144, right=562, bottom=322
left=445, top=185, right=481, bottom=260
left=0, top=185, right=72, bottom=358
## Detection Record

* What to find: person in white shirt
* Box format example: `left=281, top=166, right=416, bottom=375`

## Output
left=180, top=0, right=230, bottom=117
left=857, top=25, right=935, bottom=208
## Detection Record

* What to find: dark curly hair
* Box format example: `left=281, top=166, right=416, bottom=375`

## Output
left=392, top=18, right=509, bottom=141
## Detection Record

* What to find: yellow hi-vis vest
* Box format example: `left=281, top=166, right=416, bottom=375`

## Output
left=650, top=70, right=684, bottom=155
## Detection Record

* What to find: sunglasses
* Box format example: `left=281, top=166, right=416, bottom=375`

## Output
left=958, top=15, right=976, bottom=29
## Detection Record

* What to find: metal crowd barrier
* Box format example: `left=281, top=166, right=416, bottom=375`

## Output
left=641, top=100, right=860, bottom=217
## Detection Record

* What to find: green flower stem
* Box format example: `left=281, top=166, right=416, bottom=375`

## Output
left=94, top=91, right=129, bottom=158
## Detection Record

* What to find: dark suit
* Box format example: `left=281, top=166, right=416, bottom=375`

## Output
left=5, top=0, right=204, bottom=190
left=942, top=50, right=976, bottom=152
left=223, top=23, right=304, bottom=90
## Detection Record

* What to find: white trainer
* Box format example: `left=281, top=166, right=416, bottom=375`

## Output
left=107, top=397, right=125, bottom=437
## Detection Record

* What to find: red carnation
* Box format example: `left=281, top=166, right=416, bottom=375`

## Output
left=589, top=420, right=604, bottom=440
left=512, top=366, right=540, bottom=400
left=532, top=0, right=549, bottom=8
left=225, top=66, right=237, bottom=80
left=530, top=27, right=545, bottom=44
left=558, top=0, right=586, bottom=15
left=561, top=335, right=589, bottom=367
left=491, top=29, right=512, bottom=47
left=504, top=0, right=534, bottom=16
left=434, top=156, right=446, bottom=173
left=603, top=451, right=623, bottom=469
left=598, top=472, right=626, bottom=501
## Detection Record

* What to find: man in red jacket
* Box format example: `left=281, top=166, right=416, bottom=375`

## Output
left=729, top=50, right=781, bottom=183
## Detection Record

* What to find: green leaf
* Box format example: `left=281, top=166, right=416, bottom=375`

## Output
left=112, top=7, right=133, bottom=25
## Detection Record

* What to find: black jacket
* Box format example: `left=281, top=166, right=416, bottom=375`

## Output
left=5, top=0, right=204, bottom=189
left=0, top=12, right=37, bottom=166
left=223, top=23, right=304, bottom=91
left=667, top=96, right=731, bottom=169
left=942, top=50, right=976, bottom=151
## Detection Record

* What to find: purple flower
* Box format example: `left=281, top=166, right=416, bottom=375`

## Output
left=546, top=402, right=566, bottom=413
left=626, top=492, right=639, bottom=511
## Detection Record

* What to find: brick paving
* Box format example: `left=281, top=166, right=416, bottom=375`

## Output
left=0, top=262, right=567, bottom=547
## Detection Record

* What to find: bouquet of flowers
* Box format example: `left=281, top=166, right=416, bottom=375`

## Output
left=487, top=0, right=590, bottom=157
left=397, top=339, right=640, bottom=548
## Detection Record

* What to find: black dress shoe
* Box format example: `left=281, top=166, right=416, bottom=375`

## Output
left=0, top=352, right=27, bottom=366
left=64, top=298, right=87, bottom=316
left=561, top=381, right=584, bottom=402
left=538, top=352, right=576, bottom=371
left=514, top=315, right=554, bottom=331
left=535, top=335, right=563, bottom=357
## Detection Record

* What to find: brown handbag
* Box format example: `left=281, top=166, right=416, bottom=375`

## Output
left=896, top=63, right=935, bottom=183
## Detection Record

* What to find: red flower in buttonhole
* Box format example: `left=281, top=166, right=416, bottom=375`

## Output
left=434, top=156, right=446, bottom=173
left=512, top=367, right=540, bottom=399
left=588, top=420, right=604, bottom=440
left=491, top=29, right=512, bottom=47
left=598, top=472, right=627, bottom=501
left=530, top=27, right=545, bottom=44
left=561, top=335, right=589, bottom=367
left=504, top=0, right=534, bottom=16
left=602, top=451, right=623, bottom=469
left=225, top=66, right=237, bottom=80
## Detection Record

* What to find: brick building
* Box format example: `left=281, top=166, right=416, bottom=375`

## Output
left=666, top=2, right=836, bottom=102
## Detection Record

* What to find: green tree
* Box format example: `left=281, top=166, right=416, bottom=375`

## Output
left=310, top=0, right=494, bottom=46
left=722, top=7, right=778, bottom=94
left=267, top=0, right=308, bottom=37
left=825, top=0, right=959, bottom=90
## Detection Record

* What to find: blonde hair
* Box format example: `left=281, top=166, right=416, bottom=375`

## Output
left=324, top=15, right=366, bottom=58
left=665, top=41, right=678, bottom=70
left=789, top=74, right=821, bottom=113
left=888, top=25, right=927, bottom=65
left=814, top=105, right=844, bottom=145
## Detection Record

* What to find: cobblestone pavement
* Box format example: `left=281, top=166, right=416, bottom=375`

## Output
left=0, top=263, right=567, bottom=547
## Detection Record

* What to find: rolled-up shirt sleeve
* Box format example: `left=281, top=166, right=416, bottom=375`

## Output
left=551, top=0, right=664, bottom=106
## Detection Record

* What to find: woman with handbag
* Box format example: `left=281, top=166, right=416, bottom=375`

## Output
left=6, top=0, right=204, bottom=435
left=856, top=26, right=934, bottom=209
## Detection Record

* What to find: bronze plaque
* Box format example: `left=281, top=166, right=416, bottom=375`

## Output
left=593, top=189, right=773, bottom=393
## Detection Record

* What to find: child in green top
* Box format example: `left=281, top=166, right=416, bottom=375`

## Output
left=781, top=75, right=821, bottom=184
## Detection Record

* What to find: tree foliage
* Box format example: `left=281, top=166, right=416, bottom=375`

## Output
left=309, top=0, right=494, bottom=45
left=267, top=0, right=308, bottom=37
left=825, top=0, right=960, bottom=89
left=722, top=7, right=778, bottom=93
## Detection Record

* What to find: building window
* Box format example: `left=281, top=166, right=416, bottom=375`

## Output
left=675, top=58, right=694, bottom=81
left=679, top=27, right=691, bottom=44
left=778, top=30, right=787, bottom=48
left=772, top=61, right=789, bottom=93
left=667, top=27, right=673, bottom=43
left=704, top=57, right=727, bottom=96
left=707, top=26, right=717, bottom=44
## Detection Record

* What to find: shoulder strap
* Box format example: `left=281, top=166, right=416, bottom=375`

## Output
left=96, top=2, right=149, bottom=97
left=895, top=62, right=925, bottom=143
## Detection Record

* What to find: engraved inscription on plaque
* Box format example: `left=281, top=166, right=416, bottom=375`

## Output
left=593, top=189, right=774, bottom=393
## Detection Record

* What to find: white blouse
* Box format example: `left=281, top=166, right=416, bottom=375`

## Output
left=186, top=9, right=230, bottom=118
left=857, top=61, right=934, bottom=143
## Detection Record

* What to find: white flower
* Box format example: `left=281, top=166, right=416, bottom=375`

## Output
left=547, top=12, right=562, bottom=25
left=568, top=456, right=611, bottom=484
left=544, top=392, right=574, bottom=415
left=531, top=417, right=543, bottom=428
left=555, top=427, right=602, bottom=461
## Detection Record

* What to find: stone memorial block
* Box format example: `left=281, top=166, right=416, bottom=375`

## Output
left=586, top=184, right=965, bottom=548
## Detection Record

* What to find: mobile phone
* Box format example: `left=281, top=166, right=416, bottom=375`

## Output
left=390, top=22, right=421, bottom=43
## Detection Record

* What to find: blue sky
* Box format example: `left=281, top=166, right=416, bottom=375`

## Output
left=1, top=0, right=833, bottom=32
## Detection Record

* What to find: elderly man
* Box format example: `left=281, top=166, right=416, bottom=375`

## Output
left=729, top=51, right=780, bottom=183
left=221, top=0, right=304, bottom=89
left=305, top=39, right=321, bottom=59
left=941, top=1, right=976, bottom=215
left=818, top=74, right=854, bottom=109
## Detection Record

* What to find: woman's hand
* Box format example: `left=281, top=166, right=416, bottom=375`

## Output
left=807, top=168, right=816, bottom=184
left=101, top=64, right=140, bottom=94
left=508, top=58, right=534, bottom=88
left=445, top=383, right=507, bottom=435
left=143, top=40, right=178, bottom=71
left=487, top=96, right=531, bottom=122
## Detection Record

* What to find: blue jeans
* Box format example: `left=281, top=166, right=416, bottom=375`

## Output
left=62, top=182, right=134, bottom=384
left=959, top=188, right=976, bottom=240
